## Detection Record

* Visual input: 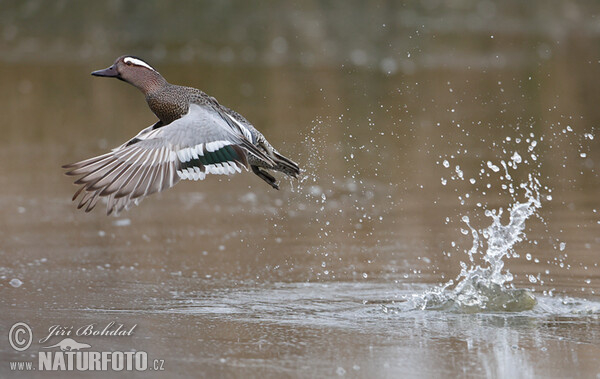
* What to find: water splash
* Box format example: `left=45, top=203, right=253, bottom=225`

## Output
left=412, top=168, right=542, bottom=313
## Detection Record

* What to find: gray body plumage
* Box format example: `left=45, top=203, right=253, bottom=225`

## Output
left=147, top=84, right=291, bottom=171
left=63, top=56, right=300, bottom=214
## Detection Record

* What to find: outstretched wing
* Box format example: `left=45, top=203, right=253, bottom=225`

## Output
left=63, top=104, right=274, bottom=215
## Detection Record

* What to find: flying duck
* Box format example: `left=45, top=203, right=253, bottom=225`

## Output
left=63, top=56, right=300, bottom=215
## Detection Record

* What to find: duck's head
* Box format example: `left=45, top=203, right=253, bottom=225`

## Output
left=91, top=55, right=166, bottom=93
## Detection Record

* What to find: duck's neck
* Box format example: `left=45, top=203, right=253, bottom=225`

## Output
left=145, top=85, right=189, bottom=125
left=130, top=71, right=169, bottom=96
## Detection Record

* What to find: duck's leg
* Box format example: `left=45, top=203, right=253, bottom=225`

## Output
left=251, top=165, right=279, bottom=190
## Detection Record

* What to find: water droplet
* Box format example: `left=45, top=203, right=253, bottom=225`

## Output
left=113, top=218, right=131, bottom=227
left=528, top=275, right=537, bottom=283
left=486, top=161, right=500, bottom=172
left=511, top=152, right=522, bottom=164
left=9, top=278, right=22, bottom=288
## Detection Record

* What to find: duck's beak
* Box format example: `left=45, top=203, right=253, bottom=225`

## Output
left=91, top=64, right=119, bottom=78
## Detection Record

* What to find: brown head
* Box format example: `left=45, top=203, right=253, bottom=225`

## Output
left=91, top=56, right=168, bottom=95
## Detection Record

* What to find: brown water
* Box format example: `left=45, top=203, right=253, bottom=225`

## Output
left=1, top=1, right=600, bottom=378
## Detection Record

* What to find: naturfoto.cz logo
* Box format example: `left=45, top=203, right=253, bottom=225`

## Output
left=8, top=322, right=165, bottom=372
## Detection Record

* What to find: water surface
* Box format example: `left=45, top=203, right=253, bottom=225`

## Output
left=1, top=1, right=600, bottom=378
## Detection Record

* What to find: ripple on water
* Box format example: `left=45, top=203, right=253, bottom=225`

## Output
left=141, top=282, right=600, bottom=327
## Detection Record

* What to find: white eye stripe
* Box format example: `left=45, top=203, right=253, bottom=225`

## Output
left=123, top=57, right=156, bottom=71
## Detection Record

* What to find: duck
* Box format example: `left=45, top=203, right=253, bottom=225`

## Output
left=63, top=55, right=300, bottom=215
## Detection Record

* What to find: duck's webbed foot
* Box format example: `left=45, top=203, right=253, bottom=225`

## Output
left=251, top=165, right=279, bottom=190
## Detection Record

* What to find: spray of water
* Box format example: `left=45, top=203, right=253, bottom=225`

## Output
left=411, top=182, right=540, bottom=312
left=411, top=135, right=544, bottom=312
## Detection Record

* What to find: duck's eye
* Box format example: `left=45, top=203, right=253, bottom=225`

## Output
left=125, top=61, right=132, bottom=66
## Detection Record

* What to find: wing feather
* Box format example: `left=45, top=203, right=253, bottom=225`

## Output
left=63, top=104, right=271, bottom=214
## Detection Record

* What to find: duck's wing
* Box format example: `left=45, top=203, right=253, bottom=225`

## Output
left=63, top=104, right=275, bottom=215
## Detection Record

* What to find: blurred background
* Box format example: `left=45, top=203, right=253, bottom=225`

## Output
left=0, top=1, right=599, bottom=377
